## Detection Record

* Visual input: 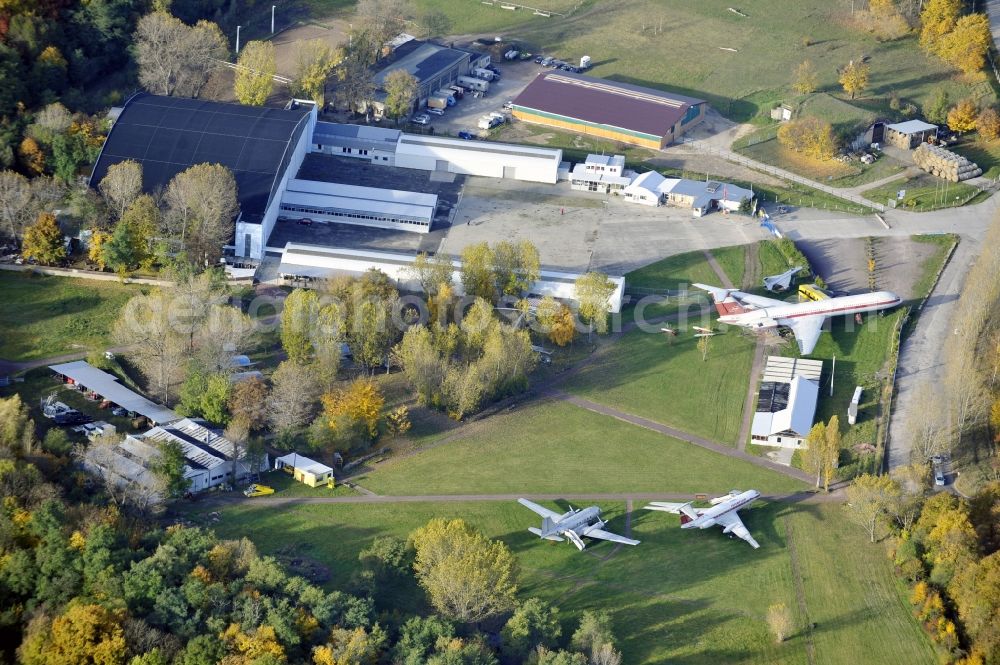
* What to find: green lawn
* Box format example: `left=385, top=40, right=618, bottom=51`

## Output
left=0, top=271, right=142, bottom=361
left=198, top=499, right=933, bottom=665
left=355, top=400, right=805, bottom=495
left=709, top=244, right=746, bottom=288
left=622, top=248, right=721, bottom=321
left=862, top=173, right=985, bottom=212
left=563, top=325, right=756, bottom=445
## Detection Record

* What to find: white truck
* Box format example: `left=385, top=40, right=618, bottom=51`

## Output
left=457, top=76, right=489, bottom=93
left=477, top=112, right=506, bottom=130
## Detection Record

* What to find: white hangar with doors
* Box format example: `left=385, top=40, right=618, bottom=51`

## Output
left=276, top=242, right=625, bottom=313
left=279, top=179, right=436, bottom=233
left=393, top=134, right=562, bottom=184
left=750, top=356, right=823, bottom=449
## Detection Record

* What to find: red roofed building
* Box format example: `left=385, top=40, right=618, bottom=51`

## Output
left=511, top=71, right=706, bottom=149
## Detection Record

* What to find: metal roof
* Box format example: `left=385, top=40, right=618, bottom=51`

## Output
left=761, top=356, right=824, bottom=383
left=751, top=375, right=820, bottom=438
left=886, top=120, right=937, bottom=135
left=90, top=93, right=312, bottom=224
left=281, top=180, right=436, bottom=220
left=585, top=154, right=625, bottom=168
left=313, top=122, right=401, bottom=145
left=275, top=452, right=333, bottom=476
left=49, top=360, right=179, bottom=424
left=137, top=418, right=244, bottom=470
left=513, top=71, right=704, bottom=138
left=625, top=170, right=666, bottom=194
left=660, top=177, right=754, bottom=202
left=373, top=40, right=471, bottom=87
left=398, top=134, right=562, bottom=161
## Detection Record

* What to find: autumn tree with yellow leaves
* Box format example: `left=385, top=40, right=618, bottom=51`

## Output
left=937, top=13, right=992, bottom=76
left=777, top=116, right=837, bottom=160
left=948, top=99, right=979, bottom=134
left=838, top=59, right=870, bottom=100
left=319, top=377, right=386, bottom=451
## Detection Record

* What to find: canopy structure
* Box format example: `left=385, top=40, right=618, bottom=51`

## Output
left=49, top=360, right=179, bottom=425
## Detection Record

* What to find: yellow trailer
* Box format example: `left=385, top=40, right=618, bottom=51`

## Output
left=798, top=284, right=831, bottom=302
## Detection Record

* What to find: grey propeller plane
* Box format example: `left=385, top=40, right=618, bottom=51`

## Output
left=518, top=498, right=640, bottom=551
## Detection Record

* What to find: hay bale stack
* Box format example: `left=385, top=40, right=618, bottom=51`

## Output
left=913, top=143, right=982, bottom=182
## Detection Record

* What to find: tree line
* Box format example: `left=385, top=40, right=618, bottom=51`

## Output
left=844, top=472, right=1000, bottom=664
left=0, top=392, right=627, bottom=664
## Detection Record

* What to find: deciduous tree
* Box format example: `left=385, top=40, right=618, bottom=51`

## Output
left=163, top=162, right=238, bottom=265
left=18, top=601, right=127, bottom=665
left=133, top=12, right=226, bottom=98
left=461, top=242, right=496, bottom=301
left=280, top=288, right=319, bottom=363
left=113, top=291, right=188, bottom=402
left=801, top=421, right=827, bottom=489
left=267, top=360, right=321, bottom=437
left=838, top=59, right=870, bottom=99
left=844, top=473, right=900, bottom=543
left=384, top=68, right=418, bottom=123
left=320, top=377, right=385, bottom=448
left=395, top=325, right=447, bottom=406
left=0, top=169, right=34, bottom=241
left=919, top=0, right=961, bottom=55
left=977, top=106, right=1000, bottom=142
left=948, top=98, right=979, bottom=133
left=228, top=376, right=269, bottom=434
left=21, top=211, right=65, bottom=265
left=409, top=518, right=518, bottom=623
left=502, top=598, right=561, bottom=661
left=570, top=611, right=617, bottom=663
left=924, top=87, right=951, bottom=125
left=99, top=159, right=143, bottom=220
left=17, top=136, right=45, bottom=174
left=937, top=13, right=991, bottom=75
left=822, top=414, right=841, bottom=492
left=152, top=439, right=191, bottom=498
left=575, top=271, right=616, bottom=339
left=792, top=60, right=818, bottom=94
left=234, top=40, right=276, bottom=106
left=406, top=251, right=455, bottom=296
left=292, top=39, right=343, bottom=106
left=777, top=116, right=837, bottom=160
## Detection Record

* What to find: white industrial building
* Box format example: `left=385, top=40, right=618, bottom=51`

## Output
left=622, top=170, right=668, bottom=206
left=312, top=123, right=401, bottom=162
left=279, top=179, right=436, bottom=233
left=750, top=356, right=823, bottom=449
left=570, top=154, right=633, bottom=194
left=82, top=418, right=271, bottom=503
left=393, top=134, right=561, bottom=183
left=276, top=242, right=625, bottom=313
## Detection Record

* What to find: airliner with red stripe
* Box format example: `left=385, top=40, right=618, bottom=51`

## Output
left=693, top=283, right=902, bottom=355
left=645, top=490, right=762, bottom=549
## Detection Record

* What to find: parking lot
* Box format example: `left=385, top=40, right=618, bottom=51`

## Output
left=417, top=59, right=540, bottom=137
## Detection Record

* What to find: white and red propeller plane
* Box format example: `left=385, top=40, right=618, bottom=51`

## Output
left=693, top=283, right=902, bottom=355
left=645, top=490, right=762, bottom=549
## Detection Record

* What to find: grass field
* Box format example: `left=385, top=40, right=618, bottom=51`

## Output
left=0, top=271, right=142, bottom=361
left=198, top=499, right=933, bottom=664
left=563, top=325, right=756, bottom=445
left=709, top=244, right=746, bottom=288
left=862, top=173, right=985, bottom=212
left=355, top=400, right=806, bottom=495
left=622, top=248, right=720, bottom=321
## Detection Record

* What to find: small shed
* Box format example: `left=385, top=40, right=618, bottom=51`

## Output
left=275, top=453, right=335, bottom=488
left=770, top=104, right=794, bottom=122
left=884, top=120, right=937, bottom=150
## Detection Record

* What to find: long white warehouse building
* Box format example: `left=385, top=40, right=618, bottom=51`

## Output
left=276, top=242, right=625, bottom=313
left=279, top=179, right=436, bottom=233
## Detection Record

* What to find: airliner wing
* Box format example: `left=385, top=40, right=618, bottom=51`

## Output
left=583, top=527, right=640, bottom=546
left=716, top=511, right=760, bottom=549
left=734, top=292, right=787, bottom=309
left=779, top=315, right=825, bottom=355
left=643, top=501, right=688, bottom=514
left=518, top=498, right=561, bottom=521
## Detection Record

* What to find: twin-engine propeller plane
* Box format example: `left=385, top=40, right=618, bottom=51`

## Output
left=645, top=489, right=762, bottom=549
left=518, top=498, right=640, bottom=551
left=693, top=283, right=901, bottom=355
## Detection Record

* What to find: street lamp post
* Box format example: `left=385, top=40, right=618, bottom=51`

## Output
left=236, top=25, right=241, bottom=55
left=271, top=5, right=275, bottom=34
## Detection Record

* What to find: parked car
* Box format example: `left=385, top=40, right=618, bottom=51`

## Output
left=934, top=470, right=946, bottom=486
left=427, top=107, right=445, bottom=116
left=560, top=65, right=580, bottom=73
left=411, top=113, right=431, bottom=125
left=111, top=406, right=128, bottom=417
left=540, top=57, right=554, bottom=66
left=533, top=55, right=545, bottom=64
left=502, top=100, right=513, bottom=111
left=296, top=218, right=313, bottom=226
left=53, top=411, right=93, bottom=426
left=458, top=131, right=475, bottom=140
